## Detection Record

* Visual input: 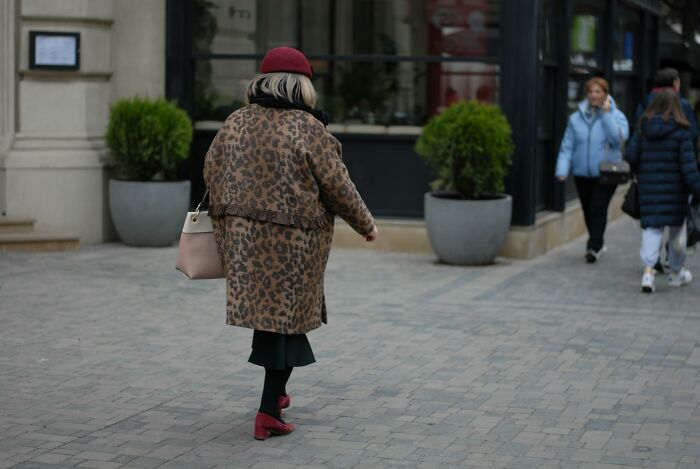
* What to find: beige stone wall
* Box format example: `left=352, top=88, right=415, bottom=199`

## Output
left=111, top=0, right=165, bottom=100
left=0, top=0, right=17, bottom=216
left=1, top=0, right=114, bottom=242
left=0, top=0, right=166, bottom=243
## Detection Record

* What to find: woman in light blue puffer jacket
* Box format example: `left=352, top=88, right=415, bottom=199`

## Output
left=555, top=77, right=629, bottom=263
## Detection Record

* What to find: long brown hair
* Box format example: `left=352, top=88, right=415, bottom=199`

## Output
left=641, top=89, right=690, bottom=129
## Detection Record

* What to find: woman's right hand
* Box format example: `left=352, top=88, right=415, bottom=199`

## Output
left=364, top=227, right=378, bottom=242
left=557, top=176, right=567, bottom=182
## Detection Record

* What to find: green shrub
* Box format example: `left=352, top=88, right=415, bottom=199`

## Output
left=415, top=101, right=514, bottom=199
left=106, top=97, right=193, bottom=181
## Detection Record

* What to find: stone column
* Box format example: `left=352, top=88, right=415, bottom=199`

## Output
left=0, top=0, right=17, bottom=216
left=2, top=0, right=113, bottom=243
left=0, top=0, right=166, bottom=243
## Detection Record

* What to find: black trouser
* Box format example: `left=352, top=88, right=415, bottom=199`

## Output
left=574, top=177, right=617, bottom=252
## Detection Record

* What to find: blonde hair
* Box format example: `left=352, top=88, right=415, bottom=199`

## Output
left=246, top=72, right=317, bottom=108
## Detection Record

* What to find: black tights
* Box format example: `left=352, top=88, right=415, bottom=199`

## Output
left=574, top=177, right=616, bottom=252
left=259, top=367, right=293, bottom=420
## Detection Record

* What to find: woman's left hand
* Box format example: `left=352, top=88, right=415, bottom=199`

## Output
left=602, top=95, right=611, bottom=113
left=364, top=227, right=378, bottom=242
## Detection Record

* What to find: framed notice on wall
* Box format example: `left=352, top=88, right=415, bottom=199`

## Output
left=29, top=31, right=80, bottom=70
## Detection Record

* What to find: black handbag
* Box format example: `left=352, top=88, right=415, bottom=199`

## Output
left=599, top=129, right=630, bottom=186
left=599, top=160, right=631, bottom=185
left=621, top=179, right=640, bottom=219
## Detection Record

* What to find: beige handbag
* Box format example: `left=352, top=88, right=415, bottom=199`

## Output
left=175, top=190, right=225, bottom=279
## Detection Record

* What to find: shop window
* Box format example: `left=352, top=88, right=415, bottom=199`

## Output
left=425, top=0, right=501, bottom=58
left=567, top=1, right=603, bottom=121
left=614, top=7, right=640, bottom=72
left=613, top=29, right=635, bottom=72
left=569, top=0, right=604, bottom=70
left=428, top=62, right=499, bottom=114
left=612, top=7, right=640, bottom=129
left=320, top=60, right=429, bottom=126
left=192, top=0, right=501, bottom=126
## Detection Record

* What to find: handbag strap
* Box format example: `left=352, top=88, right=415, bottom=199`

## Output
left=193, top=189, right=209, bottom=221
left=195, top=189, right=209, bottom=212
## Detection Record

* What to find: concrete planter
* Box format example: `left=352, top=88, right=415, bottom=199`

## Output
left=424, top=192, right=512, bottom=265
left=109, top=179, right=191, bottom=247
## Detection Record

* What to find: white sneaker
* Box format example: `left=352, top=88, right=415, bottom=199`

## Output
left=668, top=268, right=693, bottom=287
left=641, top=271, right=655, bottom=293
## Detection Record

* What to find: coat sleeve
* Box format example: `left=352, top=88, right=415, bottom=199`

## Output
left=306, top=133, right=375, bottom=236
left=202, top=126, right=226, bottom=192
left=555, top=119, right=575, bottom=178
left=624, top=130, right=641, bottom=171
left=679, top=133, right=700, bottom=199
left=600, top=108, right=629, bottom=148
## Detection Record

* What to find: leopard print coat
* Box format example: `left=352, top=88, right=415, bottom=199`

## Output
left=203, top=104, right=375, bottom=334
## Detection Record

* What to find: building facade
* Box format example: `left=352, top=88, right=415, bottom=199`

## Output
left=0, top=0, right=669, bottom=256
left=0, top=0, right=166, bottom=244
left=168, top=0, right=663, bottom=256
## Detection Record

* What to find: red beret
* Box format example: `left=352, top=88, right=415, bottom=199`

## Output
left=260, top=47, right=313, bottom=78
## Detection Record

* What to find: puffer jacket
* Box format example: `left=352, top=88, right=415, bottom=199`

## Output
left=555, top=98, right=630, bottom=178
left=625, top=116, right=700, bottom=228
left=634, top=89, right=698, bottom=152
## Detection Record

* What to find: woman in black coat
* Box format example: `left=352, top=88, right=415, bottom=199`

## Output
left=626, top=89, right=700, bottom=293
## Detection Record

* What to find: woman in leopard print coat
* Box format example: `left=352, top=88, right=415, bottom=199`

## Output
left=203, top=47, right=376, bottom=440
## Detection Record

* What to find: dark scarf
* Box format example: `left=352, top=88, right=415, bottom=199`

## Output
left=249, top=93, right=330, bottom=127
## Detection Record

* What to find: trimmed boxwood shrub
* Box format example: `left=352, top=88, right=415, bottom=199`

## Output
left=415, top=100, right=514, bottom=199
left=106, top=97, right=193, bottom=181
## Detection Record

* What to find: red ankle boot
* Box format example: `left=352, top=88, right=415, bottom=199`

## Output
left=278, top=394, right=290, bottom=410
left=253, top=412, right=294, bottom=441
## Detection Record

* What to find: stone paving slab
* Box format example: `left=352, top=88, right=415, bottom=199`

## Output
left=1, top=217, right=700, bottom=468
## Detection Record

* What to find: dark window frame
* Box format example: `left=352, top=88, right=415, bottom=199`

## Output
left=28, top=30, right=81, bottom=71
left=193, top=53, right=501, bottom=64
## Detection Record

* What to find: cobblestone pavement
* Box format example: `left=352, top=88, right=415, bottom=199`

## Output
left=1, top=216, right=700, bottom=469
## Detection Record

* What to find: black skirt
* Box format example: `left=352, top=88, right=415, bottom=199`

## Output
left=248, top=330, right=316, bottom=370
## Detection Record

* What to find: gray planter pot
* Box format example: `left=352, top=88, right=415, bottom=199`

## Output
left=109, top=179, right=191, bottom=247
left=424, top=192, right=512, bottom=265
